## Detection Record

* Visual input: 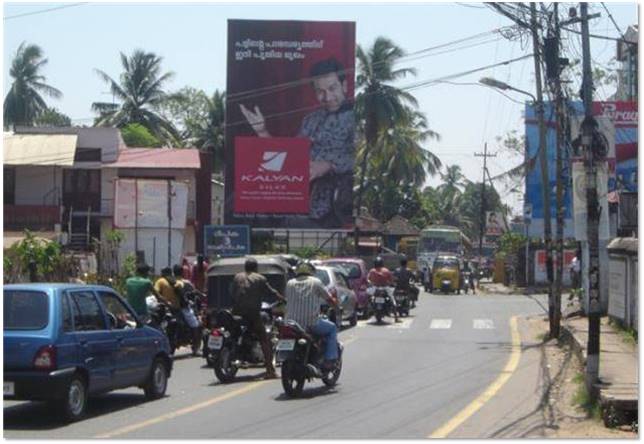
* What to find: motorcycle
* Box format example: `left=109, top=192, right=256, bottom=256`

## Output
left=462, top=272, right=476, bottom=294
left=367, top=286, right=395, bottom=324
left=148, top=299, right=201, bottom=355
left=275, top=309, right=343, bottom=398
left=393, top=288, right=411, bottom=317
left=206, top=301, right=282, bottom=383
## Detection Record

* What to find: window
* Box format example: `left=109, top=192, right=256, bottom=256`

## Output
left=98, top=291, right=137, bottom=330
left=314, top=270, right=330, bottom=286
left=3, top=290, right=49, bottom=330
left=69, top=291, right=105, bottom=331
left=335, top=273, right=349, bottom=289
left=61, top=294, right=73, bottom=332
left=63, top=169, right=101, bottom=211
left=4, top=167, right=15, bottom=205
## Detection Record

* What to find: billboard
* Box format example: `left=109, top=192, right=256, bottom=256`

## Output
left=524, top=101, right=637, bottom=238
left=225, top=19, right=356, bottom=229
left=485, top=211, right=505, bottom=236
left=204, top=225, right=250, bottom=258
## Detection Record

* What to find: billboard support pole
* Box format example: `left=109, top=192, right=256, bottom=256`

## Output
left=167, top=179, right=172, bottom=268
left=134, top=179, right=139, bottom=258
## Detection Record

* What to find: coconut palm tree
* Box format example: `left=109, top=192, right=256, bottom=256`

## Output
left=92, top=50, right=180, bottom=145
left=438, top=164, right=469, bottom=198
left=4, top=42, right=62, bottom=129
left=192, top=90, right=225, bottom=171
left=354, top=37, right=420, bottom=215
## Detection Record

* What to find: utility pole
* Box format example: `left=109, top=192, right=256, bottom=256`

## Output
left=475, top=143, right=496, bottom=261
left=545, top=2, right=569, bottom=339
left=580, top=1, right=603, bottom=402
left=531, top=2, right=555, bottom=337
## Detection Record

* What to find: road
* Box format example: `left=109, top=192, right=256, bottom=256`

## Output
left=4, top=288, right=548, bottom=439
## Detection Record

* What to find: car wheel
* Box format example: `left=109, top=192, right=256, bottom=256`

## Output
left=144, top=358, right=168, bottom=400
left=59, top=374, right=88, bottom=422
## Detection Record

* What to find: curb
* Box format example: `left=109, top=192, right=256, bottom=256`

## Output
left=560, top=322, right=587, bottom=365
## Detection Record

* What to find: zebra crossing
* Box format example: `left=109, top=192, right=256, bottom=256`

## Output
left=355, top=318, right=496, bottom=330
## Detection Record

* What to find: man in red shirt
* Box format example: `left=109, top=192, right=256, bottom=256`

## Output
left=367, top=257, right=399, bottom=323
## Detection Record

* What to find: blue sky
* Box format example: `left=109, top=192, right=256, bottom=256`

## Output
left=3, top=2, right=638, bottom=214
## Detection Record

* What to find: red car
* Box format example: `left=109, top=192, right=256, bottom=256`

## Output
left=320, top=258, right=369, bottom=318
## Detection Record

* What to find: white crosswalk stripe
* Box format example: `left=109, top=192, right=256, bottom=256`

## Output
left=385, top=318, right=414, bottom=329
left=429, top=319, right=452, bottom=329
left=473, top=319, right=495, bottom=329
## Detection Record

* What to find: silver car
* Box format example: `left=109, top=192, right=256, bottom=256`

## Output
left=314, top=266, right=359, bottom=327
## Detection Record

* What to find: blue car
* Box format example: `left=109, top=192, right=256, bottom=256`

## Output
left=3, top=284, right=173, bottom=422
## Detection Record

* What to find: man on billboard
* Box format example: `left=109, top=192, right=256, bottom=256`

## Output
left=239, top=57, right=355, bottom=225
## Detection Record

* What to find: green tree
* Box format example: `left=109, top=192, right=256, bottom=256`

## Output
left=354, top=37, right=420, bottom=214
left=120, top=123, right=162, bottom=147
left=4, top=42, right=62, bottom=129
left=92, top=50, right=180, bottom=145
left=34, top=107, right=71, bottom=127
left=458, top=181, right=503, bottom=240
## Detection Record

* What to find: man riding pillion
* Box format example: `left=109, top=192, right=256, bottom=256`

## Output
left=284, top=262, right=340, bottom=370
left=393, top=256, right=420, bottom=308
left=231, top=258, right=285, bottom=379
left=367, top=257, right=400, bottom=323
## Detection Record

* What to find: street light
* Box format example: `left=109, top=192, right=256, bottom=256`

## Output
left=479, top=77, right=537, bottom=102
left=479, top=76, right=540, bottom=289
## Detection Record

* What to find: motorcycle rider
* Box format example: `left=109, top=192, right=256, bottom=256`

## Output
left=173, top=264, right=203, bottom=355
left=231, top=257, right=285, bottom=379
left=284, top=261, right=340, bottom=370
left=367, top=257, right=400, bottom=323
left=125, top=263, right=162, bottom=323
left=462, top=261, right=476, bottom=294
left=393, top=256, right=419, bottom=308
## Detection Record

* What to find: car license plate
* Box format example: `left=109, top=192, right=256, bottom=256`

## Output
left=208, top=336, right=223, bottom=350
left=374, top=297, right=385, bottom=304
left=4, top=381, right=14, bottom=396
left=276, top=339, right=295, bottom=351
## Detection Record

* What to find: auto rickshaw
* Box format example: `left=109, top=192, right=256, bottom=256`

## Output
left=431, top=255, right=461, bottom=294
left=205, top=255, right=291, bottom=324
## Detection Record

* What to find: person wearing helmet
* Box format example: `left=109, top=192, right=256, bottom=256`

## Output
left=367, top=257, right=400, bottom=322
left=393, top=256, right=419, bottom=308
left=285, top=261, right=340, bottom=369
left=231, top=257, right=285, bottom=379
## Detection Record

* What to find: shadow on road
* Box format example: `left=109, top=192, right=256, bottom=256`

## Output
left=3, top=392, right=151, bottom=430
left=207, top=371, right=269, bottom=386
left=273, top=385, right=339, bottom=401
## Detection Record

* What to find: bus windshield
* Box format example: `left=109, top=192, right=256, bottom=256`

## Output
left=418, top=237, right=460, bottom=253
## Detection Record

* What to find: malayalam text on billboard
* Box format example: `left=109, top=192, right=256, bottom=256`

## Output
left=225, top=19, right=356, bottom=229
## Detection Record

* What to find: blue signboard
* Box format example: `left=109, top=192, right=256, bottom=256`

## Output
left=204, top=225, right=250, bottom=258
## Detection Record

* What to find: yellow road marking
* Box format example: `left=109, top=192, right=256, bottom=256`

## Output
left=94, top=380, right=270, bottom=438
left=428, top=316, right=521, bottom=438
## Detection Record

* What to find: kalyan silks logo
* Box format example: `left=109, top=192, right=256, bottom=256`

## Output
left=241, top=150, right=305, bottom=183
left=259, top=151, right=287, bottom=172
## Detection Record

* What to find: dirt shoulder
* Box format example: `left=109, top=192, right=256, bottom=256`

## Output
left=525, top=316, right=637, bottom=438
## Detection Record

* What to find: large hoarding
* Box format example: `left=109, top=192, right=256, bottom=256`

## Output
left=524, top=101, right=637, bottom=238
left=225, top=19, right=356, bottom=229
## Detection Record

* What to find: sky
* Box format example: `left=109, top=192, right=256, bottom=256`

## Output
left=3, top=1, right=639, bottom=216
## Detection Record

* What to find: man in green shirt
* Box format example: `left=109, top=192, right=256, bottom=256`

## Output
left=126, top=264, right=159, bottom=321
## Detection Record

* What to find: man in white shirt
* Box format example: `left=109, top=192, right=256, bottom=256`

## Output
left=285, top=262, right=339, bottom=367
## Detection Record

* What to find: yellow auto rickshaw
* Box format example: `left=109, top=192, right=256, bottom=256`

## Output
left=432, top=255, right=461, bottom=294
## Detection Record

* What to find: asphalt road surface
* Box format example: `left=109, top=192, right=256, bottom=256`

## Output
left=4, top=288, right=548, bottom=439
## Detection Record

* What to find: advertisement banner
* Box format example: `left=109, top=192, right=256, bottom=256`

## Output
left=225, top=19, right=356, bottom=229
left=534, top=249, right=576, bottom=285
left=204, top=225, right=250, bottom=258
left=485, top=211, right=505, bottom=236
left=234, top=136, right=310, bottom=214
left=592, top=102, right=638, bottom=193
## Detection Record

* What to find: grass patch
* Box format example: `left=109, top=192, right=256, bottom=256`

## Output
left=608, top=318, right=638, bottom=345
left=571, top=372, right=602, bottom=420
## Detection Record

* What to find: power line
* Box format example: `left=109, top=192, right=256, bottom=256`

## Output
left=600, top=2, right=625, bottom=39
left=226, top=26, right=516, bottom=103
left=4, top=2, right=88, bottom=21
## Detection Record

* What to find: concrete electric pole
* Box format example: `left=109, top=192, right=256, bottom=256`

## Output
left=475, top=143, right=496, bottom=261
